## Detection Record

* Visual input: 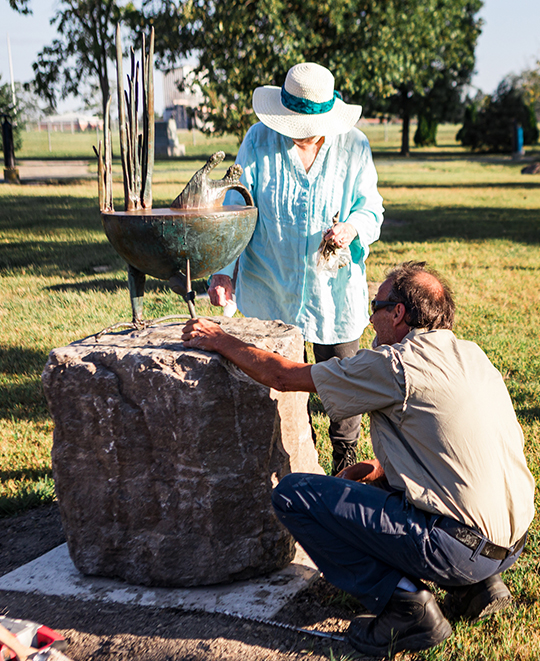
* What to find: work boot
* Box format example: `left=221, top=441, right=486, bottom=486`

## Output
left=331, top=441, right=358, bottom=476
left=348, top=587, right=452, bottom=657
left=444, top=574, right=512, bottom=623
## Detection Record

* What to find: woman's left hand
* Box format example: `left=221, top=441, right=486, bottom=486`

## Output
left=324, top=222, right=357, bottom=249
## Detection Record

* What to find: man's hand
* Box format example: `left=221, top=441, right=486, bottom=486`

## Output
left=208, top=274, right=235, bottom=307
left=182, top=318, right=315, bottom=393
left=324, top=222, right=357, bottom=249
left=182, top=318, right=225, bottom=352
left=337, top=458, right=385, bottom=483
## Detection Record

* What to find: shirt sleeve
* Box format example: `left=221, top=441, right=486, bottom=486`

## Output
left=214, top=130, right=256, bottom=278
left=311, top=346, right=405, bottom=421
left=343, top=138, right=384, bottom=264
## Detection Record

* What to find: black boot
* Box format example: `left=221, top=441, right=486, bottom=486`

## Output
left=331, top=440, right=358, bottom=476
left=444, top=574, right=512, bottom=622
left=348, top=587, right=452, bottom=657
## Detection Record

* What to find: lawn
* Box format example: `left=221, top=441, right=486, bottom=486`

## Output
left=1, top=126, right=540, bottom=659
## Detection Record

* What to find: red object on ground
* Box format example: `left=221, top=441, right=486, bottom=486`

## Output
left=0, top=617, right=67, bottom=660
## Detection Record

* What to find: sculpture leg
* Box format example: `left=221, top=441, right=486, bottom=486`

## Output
left=169, top=272, right=197, bottom=319
left=128, top=264, right=146, bottom=328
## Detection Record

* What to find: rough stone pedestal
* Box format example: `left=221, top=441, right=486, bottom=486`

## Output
left=42, top=318, right=322, bottom=587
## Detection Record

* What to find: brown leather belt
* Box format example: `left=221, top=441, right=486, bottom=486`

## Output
left=436, top=518, right=527, bottom=561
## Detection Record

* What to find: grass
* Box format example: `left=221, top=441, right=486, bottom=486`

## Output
left=2, top=127, right=540, bottom=658
left=16, top=127, right=240, bottom=161
left=15, top=122, right=473, bottom=161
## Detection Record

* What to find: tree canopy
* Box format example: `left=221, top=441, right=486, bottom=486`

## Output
left=31, top=1, right=140, bottom=120
left=142, top=0, right=483, bottom=150
left=514, top=61, right=540, bottom=117
left=456, top=79, right=539, bottom=152
left=6, top=0, right=31, bottom=14
left=352, top=0, right=483, bottom=154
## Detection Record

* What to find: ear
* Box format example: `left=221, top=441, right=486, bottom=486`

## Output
left=391, top=303, right=408, bottom=328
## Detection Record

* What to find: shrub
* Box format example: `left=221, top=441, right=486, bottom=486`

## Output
left=456, top=80, right=539, bottom=152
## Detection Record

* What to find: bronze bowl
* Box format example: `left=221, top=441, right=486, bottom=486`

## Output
left=101, top=204, right=257, bottom=282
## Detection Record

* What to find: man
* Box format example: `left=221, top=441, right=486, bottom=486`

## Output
left=182, top=261, right=534, bottom=657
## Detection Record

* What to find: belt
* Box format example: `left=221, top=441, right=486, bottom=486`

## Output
left=436, top=518, right=527, bottom=561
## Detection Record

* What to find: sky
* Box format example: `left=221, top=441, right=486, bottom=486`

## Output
left=1, top=0, right=540, bottom=116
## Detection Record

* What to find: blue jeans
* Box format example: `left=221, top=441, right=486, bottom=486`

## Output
left=272, top=473, right=524, bottom=615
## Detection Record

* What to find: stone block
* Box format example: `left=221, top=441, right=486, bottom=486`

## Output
left=42, top=318, right=322, bottom=587
left=154, top=119, right=186, bottom=158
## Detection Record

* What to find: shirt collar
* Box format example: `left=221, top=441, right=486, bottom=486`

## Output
left=401, top=327, right=430, bottom=343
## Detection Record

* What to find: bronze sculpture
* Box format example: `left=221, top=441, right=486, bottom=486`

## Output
left=95, top=27, right=257, bottom=334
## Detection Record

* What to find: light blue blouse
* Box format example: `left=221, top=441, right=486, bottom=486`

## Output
left=219, top=123, right=384, bottom=344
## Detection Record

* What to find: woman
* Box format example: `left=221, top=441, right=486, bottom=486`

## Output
left=209, top=62, right=384, bottom=474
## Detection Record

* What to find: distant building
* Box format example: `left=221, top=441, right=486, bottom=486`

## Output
left=37, top=113, right=103, bottom=132
left=162, top=67, right=204, bottom=129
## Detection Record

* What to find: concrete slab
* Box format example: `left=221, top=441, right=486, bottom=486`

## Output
left=0, top=544, right=318, bottom=621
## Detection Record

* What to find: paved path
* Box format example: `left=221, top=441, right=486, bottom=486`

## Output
left=1, top=160, right=92, bottom=182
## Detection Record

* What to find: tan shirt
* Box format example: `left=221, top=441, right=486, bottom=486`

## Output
left=312, top=328, right=535, bottom=547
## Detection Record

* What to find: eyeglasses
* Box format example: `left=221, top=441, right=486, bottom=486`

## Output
left=370, top=299, right=397, bottom=314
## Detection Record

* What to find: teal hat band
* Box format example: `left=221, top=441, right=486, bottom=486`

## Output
left=281, top=87, right=343, bottom=115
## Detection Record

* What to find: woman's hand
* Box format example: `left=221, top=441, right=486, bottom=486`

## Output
left=208, top=274, right=235, bottom=307
left=182, top=318, right=225, bottom=352
left=324, top=222, right=357, bottom=249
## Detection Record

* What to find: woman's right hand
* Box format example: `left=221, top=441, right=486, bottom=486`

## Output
left=208, top=274, right=235, bottom=307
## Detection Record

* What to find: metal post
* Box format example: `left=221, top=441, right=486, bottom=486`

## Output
left=7, top=34, right=16, bottom=110
left=2, top=115, right=20, bottom=183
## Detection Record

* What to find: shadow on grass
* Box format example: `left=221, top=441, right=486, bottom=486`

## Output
left=46, top=277, right=208, bottom=295
left=0, top=380, right=49, bottom=422
left=0, top=345, right=49, bottom=375
left=517, top=408, right=540, bottom=422
left=380, top=206, right=540, bottom=245
left=0, top=467, right=52, bottom=483
left=0, top=346, right=50, bottom=422
left=0, top=196, right=102, bottom=232
left=0, top=475, right=56, bottom=518
left=380, top=182, right=540, bottom=189
left=309, top=393, right=325, bottom=414
left=0, top=240, right=122, bottom=276
left=372, top=150, right=540, bottom=163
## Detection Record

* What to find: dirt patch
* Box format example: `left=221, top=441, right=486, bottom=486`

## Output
left=0, top=505, right=366, bottom=660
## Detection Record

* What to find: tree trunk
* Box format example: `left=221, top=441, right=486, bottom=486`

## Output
left=400, top=91, right=410, bottom=156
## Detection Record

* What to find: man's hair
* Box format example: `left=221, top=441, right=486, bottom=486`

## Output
left=385, top=261, right=455, bottom=330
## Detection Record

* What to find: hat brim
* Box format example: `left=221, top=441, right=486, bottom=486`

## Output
left=252, top=86, right=362, bottom=139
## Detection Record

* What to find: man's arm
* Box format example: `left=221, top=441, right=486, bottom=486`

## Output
left=182, top=318, right=315, bottom=392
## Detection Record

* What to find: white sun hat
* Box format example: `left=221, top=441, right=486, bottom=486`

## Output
left=252, top=62, right=362, bottom=139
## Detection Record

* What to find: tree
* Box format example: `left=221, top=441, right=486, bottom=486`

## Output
left=0, top=77, right=23, bottom=153
left=515, top=61, right=540, bottom=118
left=356, top=0, right=482, bottom=155
left=413, top=70, right=471, bottom=147
left=142, top=0, right=482, bottom=151
left=456, top=79, right=539, bottom=152
left=6, top=0, right=31, bottom=13
left=31, top=1, right=140, bottom=120
left=139, top=0, right=313, bottom=142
